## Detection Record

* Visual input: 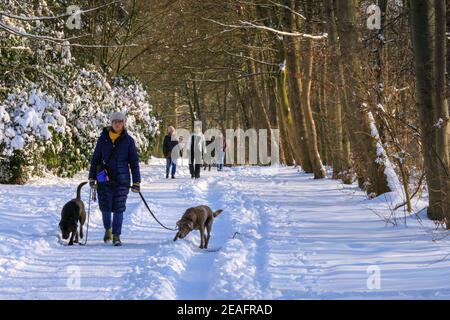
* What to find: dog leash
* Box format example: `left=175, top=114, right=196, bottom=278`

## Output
left=81, top=187, right=94, bottom=245
left=138, top=191, right=178, bottom=231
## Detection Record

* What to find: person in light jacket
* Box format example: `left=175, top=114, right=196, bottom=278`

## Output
left=187, top=124, right=206, bottom=179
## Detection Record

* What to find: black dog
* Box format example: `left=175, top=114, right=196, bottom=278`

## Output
left=59, top=182, right=87, bottom=245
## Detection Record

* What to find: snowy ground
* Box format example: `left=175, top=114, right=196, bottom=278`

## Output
left=0, top=158, right=449, bottom=300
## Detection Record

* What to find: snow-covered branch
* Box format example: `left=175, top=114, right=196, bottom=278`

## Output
left=0, top=1, right=118, bottom=21
left=204, top=18, right=327, bottom=40
left=0, top=20, right=137, bottom=48
left=0, top=1, right=137, bottom=48
left=0, top=20, right=85, bottom=43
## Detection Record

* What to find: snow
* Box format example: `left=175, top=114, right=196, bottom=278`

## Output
left=0, top=88, right=65, bottom=156
left=368, top=111, right=404, bottom=205
left=10, top=135, right=25, bottom=150
left=0, top=159, right=449, bottom=299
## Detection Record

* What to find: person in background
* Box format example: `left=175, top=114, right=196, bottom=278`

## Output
left=171, top=136, right=184, bottom=177
left=204, top=136, right=215, bottom=171
left=216, top=133, right=226, bottom=171
left=162, top=126, right=179, bottom=179
left=187, top=124, right=206, bottom=179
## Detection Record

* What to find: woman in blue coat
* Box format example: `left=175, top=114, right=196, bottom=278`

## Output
left=88, top=112, right=141, bottom=246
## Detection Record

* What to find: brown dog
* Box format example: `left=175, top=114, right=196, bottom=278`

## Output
left=173, top=205, right=223, bottom=249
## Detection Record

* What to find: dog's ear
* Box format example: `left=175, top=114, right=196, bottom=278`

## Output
left=188, top=221, right=194, bottom=230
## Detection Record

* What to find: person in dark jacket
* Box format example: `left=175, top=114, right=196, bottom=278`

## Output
left=203, top=136, right=215, bottom=171
left=162, top=126, right=179, bottom=179
left=216, top=133, right=226, bottom=171
left=88, top=112, right=141, bottom=246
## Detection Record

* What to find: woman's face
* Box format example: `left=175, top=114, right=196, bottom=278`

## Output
left=112, top=120, right=124, bottom=132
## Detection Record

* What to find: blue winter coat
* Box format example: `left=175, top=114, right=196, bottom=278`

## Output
left=88, top=127, right=141, bottom=186
left=89, top=127, right=141, bottom=214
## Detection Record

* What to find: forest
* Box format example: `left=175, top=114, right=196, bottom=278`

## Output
left=1, top=0, right=450, bottom=301
left=2, top=0, right=448, bottom=225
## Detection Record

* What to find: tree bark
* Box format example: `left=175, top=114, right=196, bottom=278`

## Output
left=299, top=34, right=326, bottom=179
left=434, top=0, right=450, bottom=222
left=335, top=0, right=390, bottom=195
left=282, top=0, right=313, bottom=172
left=324, top=0, right=351, bottom=183
left=410, top=0, right=447, bottom=222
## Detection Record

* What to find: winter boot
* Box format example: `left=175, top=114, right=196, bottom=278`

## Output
left=103, top=228, right=112, bottom=243
left=113, top=234, right=122, bottom=246
left=166, top=173, right=169, bottom=179
left=171, top=174, right=175, bottom=179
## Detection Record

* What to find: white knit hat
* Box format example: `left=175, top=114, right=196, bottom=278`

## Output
left=110, top=111, right=126, bottom=122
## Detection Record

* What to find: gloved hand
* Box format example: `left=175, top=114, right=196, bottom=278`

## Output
left=131, top=182, right=140, bottom=193
left=89, top=179, right=97, bottom=190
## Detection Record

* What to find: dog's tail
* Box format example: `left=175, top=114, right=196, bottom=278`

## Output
left=76, top=182, right=88, bottom=200
left=213, top=209, right=223, bottom=217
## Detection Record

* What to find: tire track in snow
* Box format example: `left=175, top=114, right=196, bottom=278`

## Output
left=208, top=168, right=268, bottom=300
left=114, top=165, right=197, bottom=299
left=173, top=175, right=229, bottom=299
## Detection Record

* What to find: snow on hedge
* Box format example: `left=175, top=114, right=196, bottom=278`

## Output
left=0, top=72, right=160, bottom=183
left=0, top=88, right=65, bottom=156
left=0, top=1, right=160, bottom=183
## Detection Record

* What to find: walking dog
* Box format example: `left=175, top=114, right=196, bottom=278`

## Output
left=59, top=182, right=87, bottom=245
left=173, top=205, right=223, bottom=249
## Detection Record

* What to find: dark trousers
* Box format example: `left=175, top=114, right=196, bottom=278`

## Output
left=189, top=164, right=202, bottom=178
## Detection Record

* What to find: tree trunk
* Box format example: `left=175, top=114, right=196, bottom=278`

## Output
left=282, top=0, right=313, bottom=172
left=276, top=65, right=305, bottom=167
left=300, top=34, right=326, bottom=178
left=335, top=0, right=390, bottom=195
left=410, top=0, right=447, bottom=222
left=324, top=0, right=351, bottom=183
left=435, top=0, right=450, bottom=222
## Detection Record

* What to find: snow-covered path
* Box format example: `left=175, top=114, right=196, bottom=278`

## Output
left=0, top=159, right=449, bottom=299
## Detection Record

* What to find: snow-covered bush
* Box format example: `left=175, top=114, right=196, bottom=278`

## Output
left=0, top=88, right=66, bottom=156
left=0, top=88, right=66, bottom=182
left=0, top=1, right=160, bottom=184
left=0, top=70, right=160, bottom=183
